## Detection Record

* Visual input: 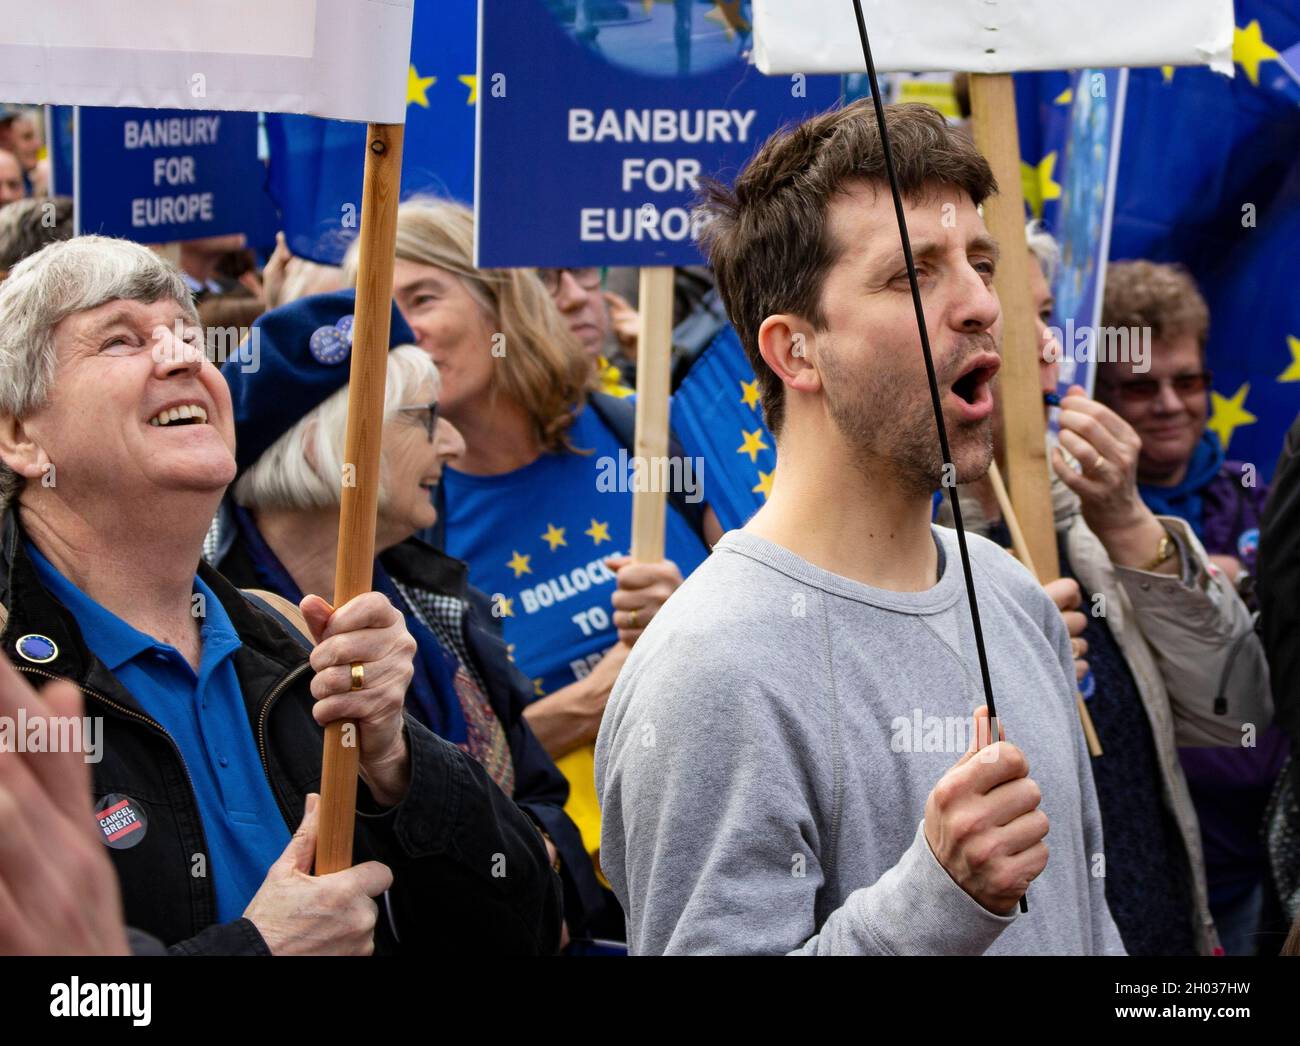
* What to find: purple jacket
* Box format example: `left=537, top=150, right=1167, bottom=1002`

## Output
left=1200, top=460, right=1269, bottom=574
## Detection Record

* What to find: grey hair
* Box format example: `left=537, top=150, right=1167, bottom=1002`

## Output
left=1025, top=219, right=1060, bottom=284
left=232, top=345, right=439, bottom=512
left=0, top=235, right=196, bottom=509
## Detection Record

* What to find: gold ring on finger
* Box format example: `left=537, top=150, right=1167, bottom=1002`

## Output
left=629, top=609, right=638, bottom=629
left=350, top=662, right=365, bottom=691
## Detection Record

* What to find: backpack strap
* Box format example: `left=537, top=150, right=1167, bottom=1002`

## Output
left=241, top=588, right=314, bottom=651
left=586, top=392, right=710, bottom=546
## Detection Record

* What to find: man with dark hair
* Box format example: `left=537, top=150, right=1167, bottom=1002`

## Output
left=595, top=101, right=1123, bottom=955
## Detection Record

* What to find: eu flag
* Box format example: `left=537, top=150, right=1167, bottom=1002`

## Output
left=265, top=0, right=477, bottom=265
left=1016, top=0, right=1300, bottom=480
left=672, top=324, right=776, bottom=532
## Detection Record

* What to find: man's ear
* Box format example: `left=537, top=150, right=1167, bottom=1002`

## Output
left=0, top=414, right=51, bottom=481
left=757, top=314, right=822, bottom=398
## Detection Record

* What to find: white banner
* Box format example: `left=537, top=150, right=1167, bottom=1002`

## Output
left=752, top=0, right=1234, bottom=76
left=0, top=0, right=414, bottom=123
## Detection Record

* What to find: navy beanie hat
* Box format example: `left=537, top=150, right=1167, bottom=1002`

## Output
left=222, top=289, right=416, bottom=475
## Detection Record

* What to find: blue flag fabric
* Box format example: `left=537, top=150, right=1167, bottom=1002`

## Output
left=671, top=324, right=776, bottom=533
left=265, top=0, right=476, bottom=265
left=1016, top=1, right=1300, bottom=480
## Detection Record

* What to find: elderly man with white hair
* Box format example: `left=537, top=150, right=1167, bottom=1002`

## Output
left=0, top=236, right=562, bottom=954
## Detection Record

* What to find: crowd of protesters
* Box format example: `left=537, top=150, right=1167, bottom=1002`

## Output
left=0, top=97, right=1296, bottom=958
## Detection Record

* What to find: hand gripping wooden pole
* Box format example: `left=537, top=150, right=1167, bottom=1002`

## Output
left=316, top=122, right=405, bottom=875
left=988, top=460, right=1102, bottom=757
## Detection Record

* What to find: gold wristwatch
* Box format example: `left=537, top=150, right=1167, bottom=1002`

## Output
left=1141, top=530, right=1177, bottom=572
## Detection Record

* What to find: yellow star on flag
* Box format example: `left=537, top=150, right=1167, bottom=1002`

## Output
left=494, top=595, right=515, bottom=618
left=585, top=518, right=611, bottom=545
left=458, top=74, right=478, bottom=104
left=740, top=378, right=761, bottom=410
left=597, top=356, right=634, bottom=398
left=737, top=427, right=770, bottom=463
left=1207, top=383, right=1257, bottom=450
left=1161, top=66, right=1176, bottom=84
left=407, top=65, right=436, bottom=108
left=506, top=642, right=516, bottom=662
left=1234, top=20, right=1279, bottom=87
left=533, top=678, right=546, bottom=698
left=1021, top=152, right=1062, bottom=221
left=1054, top=87, right=1073, bottom=105
left=541, top=523, right=567, bottom=551
left=506, top=550, right=532, bottom=577
left=752, top=469, right=774, bottom=498
left=1280, top=336, right=1300, bottom=383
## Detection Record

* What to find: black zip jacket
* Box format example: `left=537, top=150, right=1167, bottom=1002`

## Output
left=212, top=519, right=605, bottom=935
left=0, top=511, right=562, bottom=954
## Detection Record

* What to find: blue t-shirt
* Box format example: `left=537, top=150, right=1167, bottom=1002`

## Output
left=441, top=404, right=711, bottom=698
left=27, top=542, right=291, bottom=922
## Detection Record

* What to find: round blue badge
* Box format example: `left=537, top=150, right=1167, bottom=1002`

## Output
left=309, top=324, right=350, bottom=366
left=334, top=314, right=354, bottom=346
left=1237, top=527, right=1259, bottom=561
left=15, top=633, right=58, bottom=663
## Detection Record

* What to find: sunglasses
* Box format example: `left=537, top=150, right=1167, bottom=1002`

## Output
left=1098, top=371, right=1212, bottom=403
left=538, top=267, right=603, bottom=295
left=396, top=400, right=439, bottom=442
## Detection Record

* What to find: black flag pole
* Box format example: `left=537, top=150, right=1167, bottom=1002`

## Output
left=848, top=0, right=1028, bottom=914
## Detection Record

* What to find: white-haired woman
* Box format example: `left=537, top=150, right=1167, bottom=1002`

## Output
left=210, top=290, right=604, bottom=940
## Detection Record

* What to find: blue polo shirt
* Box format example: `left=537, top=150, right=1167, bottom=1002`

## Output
left=27, top=542, right=291, bottom=923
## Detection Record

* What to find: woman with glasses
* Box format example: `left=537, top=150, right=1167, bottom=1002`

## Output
left=1096, top=261, right=1267, bottom=590
left=1097, top=260, right=1289, bottom=956
left=344, top=200, right=720, bottom=761
left=207, top=291, right=605, bottom=943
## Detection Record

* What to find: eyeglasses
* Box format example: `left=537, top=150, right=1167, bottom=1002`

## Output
left=396, top=400, right=439, bottom=442
left=538, top=267, right=602, bottom=296
left=1098, top=371, right=1213, bottom=403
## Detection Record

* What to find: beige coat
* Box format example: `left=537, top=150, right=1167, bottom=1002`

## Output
left=943, top=473, right=1273, bottom=955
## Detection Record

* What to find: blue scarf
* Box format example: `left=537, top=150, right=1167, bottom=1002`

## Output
left=1137, top=431, right=1224, bottom=542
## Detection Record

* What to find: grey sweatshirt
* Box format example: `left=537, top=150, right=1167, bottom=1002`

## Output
left=595, top=527, right=1125, bottom=955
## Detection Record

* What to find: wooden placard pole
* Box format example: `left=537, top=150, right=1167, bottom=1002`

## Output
left=630, top=266, right=675, bottom=563
left=316, top=122, right=406, bottom=875
left=967, top=77, right=1102, bottom=757
left=967, top=74, right=1059, bottom=583
left=554, top=265, right=675, bottom=864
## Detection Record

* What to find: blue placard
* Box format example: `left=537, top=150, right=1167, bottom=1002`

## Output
left=476, top=0, right=841, bottom=267
left=1051, top=68, right=1127, bottom=404
left=74, top=107, right=276, bottom=244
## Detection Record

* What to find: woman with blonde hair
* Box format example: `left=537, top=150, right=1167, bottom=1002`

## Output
left=345, top=199, right=720, bottom=770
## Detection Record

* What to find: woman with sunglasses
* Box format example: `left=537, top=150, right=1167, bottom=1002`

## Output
left=208, top=291, right=604, bottom=944
left=1097, top=260, right=1289, bottom=956
left=1096, top=261, right=1268, bottom=591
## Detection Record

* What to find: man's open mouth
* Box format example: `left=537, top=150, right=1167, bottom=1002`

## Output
left=946, top=354, right=1000, bottom=421
left=148, top=403, right=209, bottom=427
